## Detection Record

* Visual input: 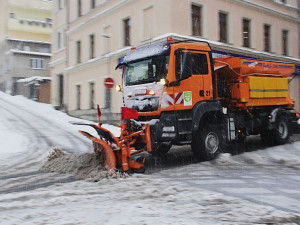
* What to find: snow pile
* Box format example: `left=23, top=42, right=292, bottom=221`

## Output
left=213, top=141, right=300, bottom=168
left=40, top=148, right=128, bottom=181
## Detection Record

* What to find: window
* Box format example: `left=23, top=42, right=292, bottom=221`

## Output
left=89, top=82, right=95, bottom=109
left=123, top=18, right=131, bottom=46
left=124, top=55, right=170, bottom=86
left=78, top=0, right=82, bottom=17
left=57, top=32, right=61, bottom=49
left=91, top=0, right=96, bottom=9
left=30, top=58, right=44, bottom=69
left=9, top=13, right=14, bottom=18
left=76, top=41, right=81, bottom=63
left=264, top=24, right=271, bottom=52
left=76, top=85, right=81, bottom=110
left=176, top=52, right=208, bottom=80
left=46, top=18, right=52, bottom=23
left=280, top=0, right=287, bottom=3
left=58, top=74, right=64, bottom=108
left=242, top=19, right=251, bottom=48
left=89, top=34, right=95, bottom=59
left=191, top=4, right=202, bottom=36
left=219, top=12, right=228, bottom=43
left=282, top=30, right=289, bottom=56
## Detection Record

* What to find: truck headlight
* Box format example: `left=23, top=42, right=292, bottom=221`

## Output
left=116, top=84, right=122, bottom=92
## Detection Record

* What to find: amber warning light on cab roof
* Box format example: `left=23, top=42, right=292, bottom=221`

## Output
left=167, top=36, right=173, bottom=43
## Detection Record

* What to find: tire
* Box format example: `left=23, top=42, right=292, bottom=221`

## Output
left=261, top=114, right=290, bottom=145
left=150, top=142, right=172, bottom=156
left=132, top=166, right=146, bottom=174
left=273, top=115, right=290, bottom=145
left=192, top=124, right=224, bottom=161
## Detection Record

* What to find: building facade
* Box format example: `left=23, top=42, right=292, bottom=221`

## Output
left=0, top=0, right=52, bottom=97
left=50, top=0, right=300, bottom=123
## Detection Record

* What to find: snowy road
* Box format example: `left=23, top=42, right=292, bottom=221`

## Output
left=1, top=92, right=300, bottom=224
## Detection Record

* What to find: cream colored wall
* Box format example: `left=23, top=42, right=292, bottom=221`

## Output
left=0, top=0, right=6, bottom=39
left=51, top=0, right=300, bottom=113
left=170, top=0, right=299, bottom=57
left=5, top=0, right=52, bottom=42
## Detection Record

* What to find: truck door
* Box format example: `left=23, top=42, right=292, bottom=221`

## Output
left=173, top=49, right=213, bottom=111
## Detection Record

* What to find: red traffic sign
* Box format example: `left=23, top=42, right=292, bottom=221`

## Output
left=104, top=77, right=114, bottom=89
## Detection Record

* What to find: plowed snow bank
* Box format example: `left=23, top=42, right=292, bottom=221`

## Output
left=40, top=148, right=128, bottom=181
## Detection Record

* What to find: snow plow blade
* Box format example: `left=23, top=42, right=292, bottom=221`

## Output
left=72, top=108, right=152, bottom=173
left=79, top=130, right=117, bottom=170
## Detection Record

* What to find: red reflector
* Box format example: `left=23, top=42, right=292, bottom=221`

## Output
left=167, top=36, right=173, bottom=43
left=121, top=107, right=138, bottom=120
left=296, top=113, right=299, bottom=118
left=131, top=47, right=136, bottom=51
left=121, top=124, right=127, bottom=130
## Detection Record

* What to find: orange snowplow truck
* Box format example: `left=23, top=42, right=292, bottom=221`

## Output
left=115, top=37, right=299, bottom=161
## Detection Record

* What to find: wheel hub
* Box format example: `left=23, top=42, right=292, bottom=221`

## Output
left=278, top=121, right=288, bottom=139
left=205, top=132, right=219, bottom=154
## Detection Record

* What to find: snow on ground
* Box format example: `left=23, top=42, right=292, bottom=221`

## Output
left=0, top=119, right=28, bottom=156
left=0, top=91, right=120, bottom=138
left=0, top=171, right=299, bottom=224
left=1, top=92, right=300, bottom=224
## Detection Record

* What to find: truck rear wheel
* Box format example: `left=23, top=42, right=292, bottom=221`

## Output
left=192, top=124, right=224, bottom=161
left=261, top=114, right=290, bottom=145
left=274, top=115, right=290, bottom=145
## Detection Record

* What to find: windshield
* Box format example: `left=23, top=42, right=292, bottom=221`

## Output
left=124, top=55, right=170, bottom=86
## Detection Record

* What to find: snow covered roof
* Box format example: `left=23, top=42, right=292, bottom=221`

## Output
left=5, top=37, right=51, bottom=45
left=10, top=49, right=52, bottom=57
left=17, top=76, right=51, bottom=84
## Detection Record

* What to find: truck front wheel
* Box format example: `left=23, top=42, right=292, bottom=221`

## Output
left=192, top=124, right=224, bottom=161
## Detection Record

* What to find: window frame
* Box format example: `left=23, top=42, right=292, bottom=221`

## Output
left=78, top=0, right=82, bottom=17
left=123, top=18, right=131, bottom=46
left=219, top=11, right=228, bottom=43
left=30, top=58, right=45, bottom=70
left=263, top=24, right=271, bottom=52
left=91, top=0, right=96, bottom=9
left=191, top=4, right=202, bottom=37
left=282, top=29, right=289, bottom=56
left=76, top=84, right=81, bottom=110
left=76, top=40, right=81, bottom=63
left=89, top=82, right=95, bottom=109
left=242, top=18, right=251, bottom=48
left=89, top=34, right=95, bottom=59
